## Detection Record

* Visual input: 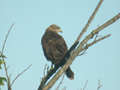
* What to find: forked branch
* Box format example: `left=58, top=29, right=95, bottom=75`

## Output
left=11, top=64, right=32, bottom=86
left=42, top=8, right=120, bottom=90
left=38, top=0, right=120, bottom=89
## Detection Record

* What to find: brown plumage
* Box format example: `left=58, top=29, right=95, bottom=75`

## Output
left=41, top=24, right=74, bottom=80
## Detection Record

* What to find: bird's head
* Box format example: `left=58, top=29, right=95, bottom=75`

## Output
left=47, top=24, right=62, bottom=33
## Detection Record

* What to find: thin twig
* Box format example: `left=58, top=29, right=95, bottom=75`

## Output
left=83, top=80, right=88, bottom=90
left=75, top=0, right=103, bottom=42
left=97, top=80, right=102, bottom=90
left=1, top=24, right=14, bottom=90
left=56, top=74, right=65, bottom=90
left=11, top=64, right=32, bottom=86
left=1, top=24, right=14, bottom=53
left=43, top=64, right=48, bottom=77
left=84, top=34, right=111, bottom=49
left=78, top=34, right=111, bottom=56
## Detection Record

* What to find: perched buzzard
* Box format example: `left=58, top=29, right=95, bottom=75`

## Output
left=41, top=24, right=74, bottom=80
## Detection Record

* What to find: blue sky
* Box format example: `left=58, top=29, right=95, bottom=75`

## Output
left=0, top=0, right=120, bottom=90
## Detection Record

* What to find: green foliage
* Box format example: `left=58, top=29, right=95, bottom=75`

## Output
left=0, top=60, right=4, bottom=69
left=0, top=60, right=6, bottom=86
left=0, top=77, right=6, bottom=86
left=0, top=53, right=6, bottom=58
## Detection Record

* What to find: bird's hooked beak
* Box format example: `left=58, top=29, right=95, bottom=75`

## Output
left=57, top=29, right=63, bottom=33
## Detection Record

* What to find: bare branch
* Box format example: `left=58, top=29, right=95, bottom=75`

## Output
left=11, top=64, right=32, bottom=86
left=75, top=0, right=103, bottom=42
left=76, top=13, right=120, bottom=53
left=84, top=34, right=111, bottom=50
left=92, top=13, right=120, bottom=34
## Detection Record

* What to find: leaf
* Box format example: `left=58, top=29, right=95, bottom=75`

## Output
left=0, top=52, right=6, bottom=58
left=0, top=54, right=6, bottom=58
left=0, top=60, right=4, bottom=69
left=0, top=77, right=6, bottom=86
left=0, top=60, right=4, bottom=64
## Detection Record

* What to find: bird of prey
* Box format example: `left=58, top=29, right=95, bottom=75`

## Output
left=41, top=24, right=74, bottom=80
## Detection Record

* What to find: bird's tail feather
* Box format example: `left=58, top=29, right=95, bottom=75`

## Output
left=65, top=67, right=74, bottom=80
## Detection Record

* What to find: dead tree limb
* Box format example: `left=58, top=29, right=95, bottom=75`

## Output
left=42, top=13, right=120, bottom=90
left=75, top=0, right=103, bottom=42
left=38, top=0, right=120, bottom=89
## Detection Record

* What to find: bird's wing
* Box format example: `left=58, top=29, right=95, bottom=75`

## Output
left=47, top=37, right=67, bottom=64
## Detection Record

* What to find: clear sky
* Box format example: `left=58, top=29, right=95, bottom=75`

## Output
left=0, top=0, right=120, bottom=90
